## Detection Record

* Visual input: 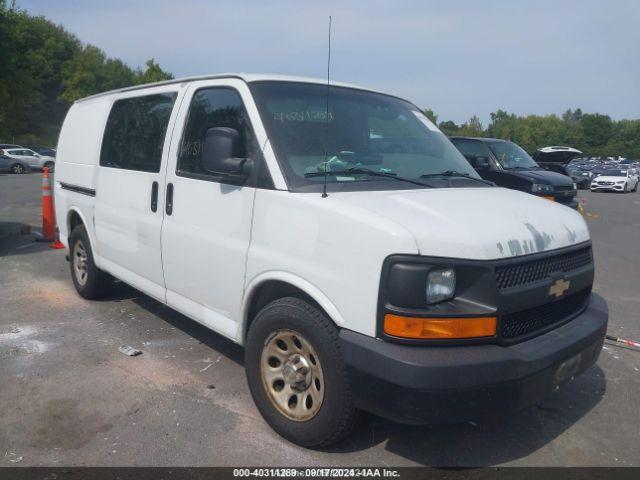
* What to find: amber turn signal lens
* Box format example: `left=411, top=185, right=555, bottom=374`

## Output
left=543, top=196, right=555, bottom=201
left=383, top=314, right=497, bottom=339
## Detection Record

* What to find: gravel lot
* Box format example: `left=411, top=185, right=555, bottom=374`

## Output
left=0, top=173, right=638, bottom=467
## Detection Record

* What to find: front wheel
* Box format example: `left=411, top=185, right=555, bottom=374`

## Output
left=10, top=163, right=25, bottom=174
left=245, top=297, right=356, bottom=447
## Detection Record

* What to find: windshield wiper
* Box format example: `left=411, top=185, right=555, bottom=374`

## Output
left=420, top=170, right=494, bottom=186
left=305, top=167, right=432, bottom=188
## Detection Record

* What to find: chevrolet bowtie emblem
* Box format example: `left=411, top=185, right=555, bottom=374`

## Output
left=549, top=278, right=570, bottom=298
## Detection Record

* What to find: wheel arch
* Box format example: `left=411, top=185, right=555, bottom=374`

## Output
left=67, top=208, right=85, bottom=235
left=241, top=272, right=346, bottom=341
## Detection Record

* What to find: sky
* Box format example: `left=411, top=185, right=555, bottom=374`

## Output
left=17, top=0, right=640, bottom=125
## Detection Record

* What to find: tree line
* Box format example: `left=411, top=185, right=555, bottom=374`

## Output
left=1, top=1, right=638, bottom=158
left=0, top=1, right=172, bottom=146
left=423, top=107, right=640, bottom=159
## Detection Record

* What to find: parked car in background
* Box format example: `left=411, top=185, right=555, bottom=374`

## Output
left=25, top=145, right=57, bottom=157
left=2, top=147, right=55, bottom=171
left=0, top=152, right=31, bottom=174
left=450, top=137, right=579, bottom=209
left=567, top=168, right=593, bottom=189
left=591, top=169, right=639, bottom=193
left=532, top=146, right=583, bottom=177
left=0, top=143, right=21, bottom=149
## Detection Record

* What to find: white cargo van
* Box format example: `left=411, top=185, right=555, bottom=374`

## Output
left=55, top=74, right=608, bottom=447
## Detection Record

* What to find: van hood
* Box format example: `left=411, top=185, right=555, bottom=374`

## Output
left=331, top=187, right=589, bottom=260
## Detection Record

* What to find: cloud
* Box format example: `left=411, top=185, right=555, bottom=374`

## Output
left=18, top=0, right=640, bottom=123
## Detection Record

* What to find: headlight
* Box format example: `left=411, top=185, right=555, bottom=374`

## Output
left=532, top=183, right=554, bottom=193
left=616, top=180, right=626, bottom=184
left=426, top=268, right=456, bottom=304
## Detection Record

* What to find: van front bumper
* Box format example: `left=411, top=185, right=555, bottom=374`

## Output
left=339, top=293, right=607, bottom=425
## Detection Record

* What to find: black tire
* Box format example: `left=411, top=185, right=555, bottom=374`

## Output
left=44, top=161, right=55, bottom=173
left=245, top=297, right=356, bottom=447
left=69, top=224, right=112, bottom=299
left=10, top=163, right=24, bottom=174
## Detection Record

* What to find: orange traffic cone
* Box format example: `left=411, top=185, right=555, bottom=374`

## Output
left=50, top=230, right=65, bottom=249
left=40, top=167, right=56, bottom=241
left=40, top=167, right=64, bottom=248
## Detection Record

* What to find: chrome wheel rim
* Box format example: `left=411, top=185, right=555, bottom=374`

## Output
left=13, top=165, right=23, bottom=174
left=260, top=329, right=324, bottom=421
left=73, top=240, right=88, bottom=286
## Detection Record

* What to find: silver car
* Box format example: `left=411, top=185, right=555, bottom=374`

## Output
left=0, top=154, right=31, bottom=174
left=3, top=148, right=55, bottom=171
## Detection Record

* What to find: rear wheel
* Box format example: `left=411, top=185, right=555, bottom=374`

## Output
left=10, top=163, right=24, bottom=174
left=69, top=225, right=112, bottom=299
left=44, top=161, right=55, bottom=173
left=245, top=297, right=356, bottom=447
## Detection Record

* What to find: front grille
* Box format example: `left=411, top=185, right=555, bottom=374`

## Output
left=501, top=289, right=590, bottom=339
left=495, top=246, right=592, bottom=290
left=597, top=181, right=613, bottom=186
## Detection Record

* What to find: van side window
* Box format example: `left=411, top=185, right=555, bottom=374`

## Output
left=100, top=92, right=177, bottom=173
left=178, top=87, right=272, bottom=187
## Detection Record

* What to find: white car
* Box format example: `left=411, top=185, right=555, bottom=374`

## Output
left=3, top=148, right=56, bottom=171
left=54, top=73, right=608, bottom=447
left=590, top=168, right=639, bottom=193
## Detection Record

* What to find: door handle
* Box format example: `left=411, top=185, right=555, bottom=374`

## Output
left=150, top=181, right=158, bottom=212
left=165, top=182, right=174, bottom=215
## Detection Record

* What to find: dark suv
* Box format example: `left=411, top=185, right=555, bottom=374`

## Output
left=450, top=137, right=578, bottom=210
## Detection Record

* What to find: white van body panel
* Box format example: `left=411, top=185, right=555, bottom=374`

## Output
left=92, top=84, right=185, bottom=300
left=160, top=79, right=271, bottom=343
left=54, top=97, right=113, bottom=248
left=245, top=189, right=419, bottom=338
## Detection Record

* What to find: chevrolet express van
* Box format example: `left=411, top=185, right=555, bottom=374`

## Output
left=55, top=74, right=608, bottom=447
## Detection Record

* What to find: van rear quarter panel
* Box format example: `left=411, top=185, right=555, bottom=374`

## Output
left=54, top=97, right=112, bottom=247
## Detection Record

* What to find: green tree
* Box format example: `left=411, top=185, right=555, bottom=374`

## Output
left=133, top=58, right=173, bottom=85
left=438, top=120, right=460, bottom=136
left=422, top=108, right=438, bottom=124
left=0, top=1, right=173, bottom=145
left=457, top=115, right=484, bottom=137
left=581, top=113, right=613, bottom=147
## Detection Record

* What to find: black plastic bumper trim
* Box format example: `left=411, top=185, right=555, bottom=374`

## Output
left=59, top=182, right=96, bottom=197
left=344, top=292, right=607, bottom=390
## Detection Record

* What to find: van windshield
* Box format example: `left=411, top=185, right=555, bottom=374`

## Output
left=250, top=81, right=480, bottom=192
left=486, top=141, right=539, bottom=170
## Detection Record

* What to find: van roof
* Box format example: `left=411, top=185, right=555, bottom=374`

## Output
left=74, top=73, right=389, bottom=104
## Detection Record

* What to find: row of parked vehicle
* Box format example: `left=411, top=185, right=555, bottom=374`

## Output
left=0, top=143, right=56, bottom=174
left=451, top=140, right=638, bottom=200
left=567, top=157, right=639, bottom=193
